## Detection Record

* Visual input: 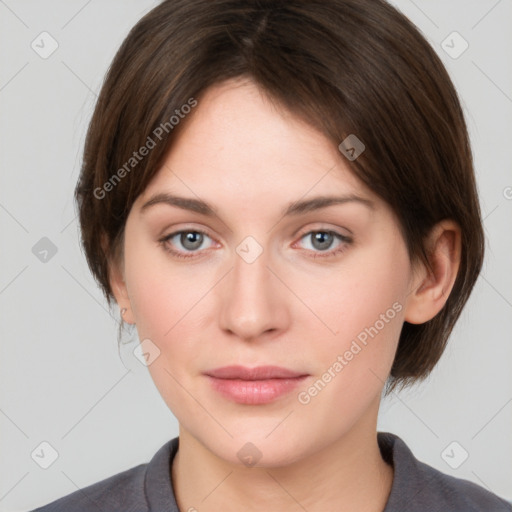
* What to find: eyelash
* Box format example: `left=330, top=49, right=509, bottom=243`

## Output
left=158, top=229, right=353, bottom=260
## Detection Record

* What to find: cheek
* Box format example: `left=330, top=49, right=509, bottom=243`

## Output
left=299, top=239, right=409, bottom=381
left=124, top=234, right=207, bottom=340
left=124, top=249, right=211, bottom=413
left=290, top=248, right=408, bottom=437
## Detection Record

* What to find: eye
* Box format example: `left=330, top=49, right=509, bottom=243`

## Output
left=159, top=230, right=216, bottom=259
left=295, top=230, right=352, bottom=258
left=159, top=228, right=352, bottom=260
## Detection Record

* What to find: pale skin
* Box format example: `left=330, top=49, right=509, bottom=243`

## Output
left=109, top=78, right=461, bottom=512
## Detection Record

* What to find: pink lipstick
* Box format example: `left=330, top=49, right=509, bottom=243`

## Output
left=204, top=365, right=308, bottom=405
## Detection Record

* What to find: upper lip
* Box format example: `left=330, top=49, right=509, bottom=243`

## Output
left=204, top=365, right=307, bottom=380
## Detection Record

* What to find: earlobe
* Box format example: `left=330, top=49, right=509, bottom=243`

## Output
left=120, top=306, right=135, bottom=325
left=404, top=220, right=461, bottom=325
left=110, top=269, right=136, bottom=325
left=105, top=236, right=136, bottom=325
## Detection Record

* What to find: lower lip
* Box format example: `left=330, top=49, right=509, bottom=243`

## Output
left=205, top=375, right=308, bottom=405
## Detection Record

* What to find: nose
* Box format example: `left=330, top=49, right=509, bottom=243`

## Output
left=218, top=244, right=290, bottom=342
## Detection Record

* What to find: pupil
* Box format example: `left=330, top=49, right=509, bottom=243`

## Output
left=182, top=232, right=202, bottom=250
left=313, top=232, right=332, bottom=250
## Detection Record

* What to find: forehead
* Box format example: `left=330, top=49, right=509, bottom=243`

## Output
left=136, top=79, right=376, bottom=211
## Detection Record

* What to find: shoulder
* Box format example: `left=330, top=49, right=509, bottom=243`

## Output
left=29, top=463, right=147, bottom=512
left=29, top=438, right=180, bottom=512
left=379, top=432, right=512, bottom=512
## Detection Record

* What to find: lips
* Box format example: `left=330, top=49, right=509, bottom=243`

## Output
left=204, top=365, right=309, bottom=405
left=204, top=365, right=307, bottom=380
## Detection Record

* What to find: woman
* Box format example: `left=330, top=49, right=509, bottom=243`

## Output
left=31, top=0, right=511, bottom=510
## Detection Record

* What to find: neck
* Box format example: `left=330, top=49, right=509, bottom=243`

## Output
left=171, top=401, right=393, bottom=512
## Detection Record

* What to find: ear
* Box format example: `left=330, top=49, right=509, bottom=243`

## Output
left=103, top=233, right=136, bottom=325
left=404, top=220, right=461, bottom=324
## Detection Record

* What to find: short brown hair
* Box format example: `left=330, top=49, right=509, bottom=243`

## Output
left=75, top=0, right=484, bottom=394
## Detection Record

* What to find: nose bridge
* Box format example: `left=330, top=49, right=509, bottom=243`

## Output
left=218, top=237, right=288, bottom=339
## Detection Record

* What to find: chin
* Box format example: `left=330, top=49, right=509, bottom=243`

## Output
left=200, top=425, right=310, bottom=468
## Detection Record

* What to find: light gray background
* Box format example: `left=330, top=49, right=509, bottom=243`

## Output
left=1, top=1, right=511, bottom=510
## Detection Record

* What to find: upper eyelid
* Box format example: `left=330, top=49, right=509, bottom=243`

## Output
left=163, top=226, right=350, bottom=238
left=163, top=219, right=352, bottom=237
left=296, top=226, right=352, bottom=238
left=163, top=227, right=217, bottom=243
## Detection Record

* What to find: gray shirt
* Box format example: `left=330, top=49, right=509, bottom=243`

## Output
left=30, top=432, right=511, bottom=511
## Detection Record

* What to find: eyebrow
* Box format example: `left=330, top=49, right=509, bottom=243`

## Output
left=139, top=192, right=374, bottom=217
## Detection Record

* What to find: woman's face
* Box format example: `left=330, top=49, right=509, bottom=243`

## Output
left=117, top=78, right=415, bottom=466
